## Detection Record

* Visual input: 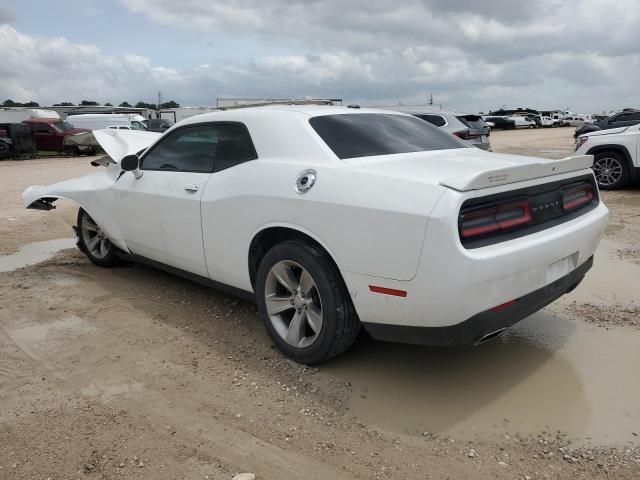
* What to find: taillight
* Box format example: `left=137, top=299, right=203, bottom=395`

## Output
left=562, top=183, right=593, bottom=212
left=460, top=199, right=532, bottom=239
left=453, top=131, right=479, bottom=140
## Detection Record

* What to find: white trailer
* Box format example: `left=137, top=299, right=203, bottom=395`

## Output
left=66, top=114, right=147, bottom=131
left=0, top=108, right=60, bottom=123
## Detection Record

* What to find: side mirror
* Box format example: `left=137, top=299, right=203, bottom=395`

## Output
left=120, top=154, right=143, bottom=179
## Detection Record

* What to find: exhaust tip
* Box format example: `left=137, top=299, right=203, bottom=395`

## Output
left=474, top=328, right=507, bottom=345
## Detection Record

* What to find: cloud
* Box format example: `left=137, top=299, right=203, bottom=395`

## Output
left=1, top=0, right=640, bottom=112
left=0, top=2, right=14, bottom=24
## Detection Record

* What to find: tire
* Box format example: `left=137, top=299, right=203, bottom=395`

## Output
left=76, top=208, right=120, bottom=267
left=592, top=151, right=629, bottom=190
left=255, top=240, right=360, bottom=364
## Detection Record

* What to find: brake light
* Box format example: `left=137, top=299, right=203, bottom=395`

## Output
left=562, top=184, right=593, bottom=212
left=460, top=199, right=532, bottom=239
left=453, top=131, right=479, bottom=140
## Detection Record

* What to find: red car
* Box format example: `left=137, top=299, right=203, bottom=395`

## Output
left=22, top=118, right=90, bottom=153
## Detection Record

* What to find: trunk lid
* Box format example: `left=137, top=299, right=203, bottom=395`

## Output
left=343, top=148, right=593, bottom=191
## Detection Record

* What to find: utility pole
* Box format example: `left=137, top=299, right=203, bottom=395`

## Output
left=428, top=93, right=433, bottom=106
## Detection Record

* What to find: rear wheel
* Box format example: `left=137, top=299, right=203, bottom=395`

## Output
left=255, top=240, right=360, bottom=364
left=592, top=152, right=629, bottom=190
left=77, top=209, right=120, bottom=267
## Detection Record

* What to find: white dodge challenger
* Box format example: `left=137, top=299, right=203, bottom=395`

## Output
left=23, top=106, right=608, bottom=364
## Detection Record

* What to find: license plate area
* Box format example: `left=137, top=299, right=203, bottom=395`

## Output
left=545, top=253, right=578, bottom=284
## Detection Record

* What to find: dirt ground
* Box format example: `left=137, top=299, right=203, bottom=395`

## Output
left=1, top=128, right=639, bottom=480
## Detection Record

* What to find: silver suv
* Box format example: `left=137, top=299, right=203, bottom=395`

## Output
left=379, top=108, right=492, bottom=150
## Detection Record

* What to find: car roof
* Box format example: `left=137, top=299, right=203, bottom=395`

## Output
left=178, top=104, right=410, bottom=126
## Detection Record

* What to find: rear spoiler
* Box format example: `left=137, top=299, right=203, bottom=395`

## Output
left=439, top=155, right=594, bottom=192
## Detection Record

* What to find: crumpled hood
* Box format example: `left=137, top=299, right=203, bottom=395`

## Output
left=93, top=129, right=162, bottom=162
left=343, top=148, right=593, bottom=191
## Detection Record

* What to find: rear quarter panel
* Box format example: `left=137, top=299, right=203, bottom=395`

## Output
left=200, top=159, right=445, bottom=290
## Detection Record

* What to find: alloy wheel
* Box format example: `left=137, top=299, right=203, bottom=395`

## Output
left=80, top=212, right=111, bottom=259
left=264, top=260, right=323, bottom=348
left=593, top=157, right=623, bottom=187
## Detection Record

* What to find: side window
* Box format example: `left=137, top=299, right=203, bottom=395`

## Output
left=131, top=121, right=145, bottom=130
left=629, top=112, right=640, bottom=121
left=416, top=114, right=446, bottom=127
left=142, top=125, right=219, bottom=172
left=612, top=113, right=629, bottom=123
left=141, top=123, right=257, bottom=173
left=213, top=123, right=257, bottom=172
left=34, top=124, right=51, bottom=133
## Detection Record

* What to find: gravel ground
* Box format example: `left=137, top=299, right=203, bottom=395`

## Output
left=1, top=129, right=639, bottom=479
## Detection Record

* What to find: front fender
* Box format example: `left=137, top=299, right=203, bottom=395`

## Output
left=22, top=166, right=128, bottom=251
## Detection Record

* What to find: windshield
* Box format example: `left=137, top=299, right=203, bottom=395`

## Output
left=309, top=113, right=467, bottom=160
left=53, top=121, right=74, bottom=132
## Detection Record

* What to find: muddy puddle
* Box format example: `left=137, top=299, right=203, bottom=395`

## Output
left=322, top=240, right=640, bottom=445
left=561, top=239, right=640, bottom=305
left=323, top=312, right=640, bottom=445
left=0, top=238, right=76, bottom=273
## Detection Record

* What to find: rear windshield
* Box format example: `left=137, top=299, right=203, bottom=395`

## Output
left=309, top=113, right=466, bottom=160
left=456, top=115, right=487, bottom=129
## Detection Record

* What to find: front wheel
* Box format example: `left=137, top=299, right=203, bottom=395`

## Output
left=255, top=240, right=360, bottom=364
left=77, top=209, right=120, bottom=267
left=592, top=152, right=629, bottom=190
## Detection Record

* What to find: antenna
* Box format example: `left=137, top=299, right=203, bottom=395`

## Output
left=428, top=93, right=433, bottom=106
left=157, top=90, right=163, bottom=109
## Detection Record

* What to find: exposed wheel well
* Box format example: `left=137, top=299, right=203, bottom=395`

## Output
left=248, top=227, right=339, bottom=290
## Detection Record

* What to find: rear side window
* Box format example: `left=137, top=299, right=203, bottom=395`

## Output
left=309, top=113, right=466, bottom=160
left=456, top=115, right=487, bottom=129
left=142, top=123, right=257, bottom=173
left=415, top=114, right=446, bottom=127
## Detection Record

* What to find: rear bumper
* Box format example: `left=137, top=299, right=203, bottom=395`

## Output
left=362, top=256, right=592, bottom=346
left=342, top=179, right=608, bottom=336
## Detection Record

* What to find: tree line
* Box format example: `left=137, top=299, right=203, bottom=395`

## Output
left=2, top=99, right=181, bottom=109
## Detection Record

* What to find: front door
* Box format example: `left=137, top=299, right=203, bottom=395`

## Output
left=33, top=123, right=56, bottom=150
left=113, top=125, right=220, bottom=277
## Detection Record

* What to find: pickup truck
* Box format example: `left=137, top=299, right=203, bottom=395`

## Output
left=22, top=118, right=90, bottom=153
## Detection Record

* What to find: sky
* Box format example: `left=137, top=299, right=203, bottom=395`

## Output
left=0, top=0, right=639, bottom=113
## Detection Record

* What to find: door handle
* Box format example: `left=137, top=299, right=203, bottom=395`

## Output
left=184, top=184, right=199, bottom=192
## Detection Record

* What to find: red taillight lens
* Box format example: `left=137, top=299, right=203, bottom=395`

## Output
left=562, top=184, right=593, bottom=212
left=460, top=199, right=532, bottom=239
left=453, top=131, right=480, bottom=140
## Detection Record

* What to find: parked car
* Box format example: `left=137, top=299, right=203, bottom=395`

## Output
left=67, top=113, right=147, bottom=131
left=540, top=116, right=557, bottom=127
left=381, top=109, right=492, bottom=150
left=574, top=109, right=640, bottom=138
left=563, top=117, right=587, bottom=127
left=483, top=116, right=516, bottom=130
left=527, top=115, right=542, bottom=128
left=22, top=118, right=90, bottom=153
left=575, top=123, right=640, bottom=189
left=509, top=116, right=536, bottom=129
left=23, top=106, right=608, bottom=364
left=0, top=122, right=38, bottom=158
left=145, top=118, right=174, bottom=132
